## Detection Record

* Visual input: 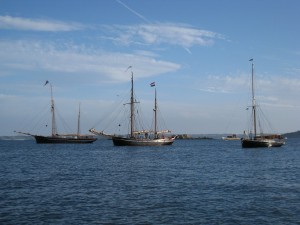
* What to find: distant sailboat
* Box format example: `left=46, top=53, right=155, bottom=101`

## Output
left=241, top=59, right=285, bottom=148
left=222, top=134, right=241, bottom=141
left=90, top=73, right=175, bottom=146
left=15, top=81, right=97, bottom=144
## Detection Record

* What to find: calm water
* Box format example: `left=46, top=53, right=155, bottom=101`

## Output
left=0, top=138, right=299, bottom=225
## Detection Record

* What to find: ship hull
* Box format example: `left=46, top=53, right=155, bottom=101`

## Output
left=112, top=136, right=175, bottom=146
left=222, top=137, right=241, bottom=141
left=241, top=138, right=284, bottom=148
left=34, top=135, right=97, bottom=144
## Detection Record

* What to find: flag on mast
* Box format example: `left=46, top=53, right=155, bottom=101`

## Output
left=125, top=66, right=132, bottom=72
left=44, top=80, right=49, bottom=86
left=150, top=82, right=155, bottom=87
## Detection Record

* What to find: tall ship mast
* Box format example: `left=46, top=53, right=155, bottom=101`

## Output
left=50, top=83, right=57, bottom=136
left=15, top=81, right=97, bottom=144
left=90, top=72, right=176, bottom=146
left=241, top=59, right=285, bottom=148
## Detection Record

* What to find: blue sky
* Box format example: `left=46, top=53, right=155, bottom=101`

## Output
left=1, top=0, right=300, bottom=136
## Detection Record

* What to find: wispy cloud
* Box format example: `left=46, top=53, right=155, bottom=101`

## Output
left=104, top=23, right=224, bottom=48
left=113, top=0, right=223, bottom=50
left=0, top=40, right=180, bottom=81
left=260, top=102, right=300, bottom=109
left=0, top=15, right=85, bottom=31
left=195, top=74, right=249, bottom=94
left=194, top=73, right=300, bottom=103
left=116, top=0, right=151, bottom=24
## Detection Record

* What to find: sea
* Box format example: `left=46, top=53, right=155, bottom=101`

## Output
left=0, top=138, right=299, bottom=225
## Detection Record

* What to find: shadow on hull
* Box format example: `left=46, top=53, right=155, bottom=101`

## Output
left=241, top=139, right=285, bottom=148
left=34, top=135, right=97, bottom=144
left=112, top=136, right=174, bottom=146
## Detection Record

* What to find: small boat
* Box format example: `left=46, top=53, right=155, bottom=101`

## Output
left=222, top=134, right=240, bottom=141
left=241, top=59, right=285, bottom=148
left=90, top=73, right=175, bottom=146
left=15, top=81, right=97, bottom=144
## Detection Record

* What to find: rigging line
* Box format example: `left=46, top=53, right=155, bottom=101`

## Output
left=106, top=101, right=131, bottom=134
left=257, top=106, right=277, bottom=134
left=247, top=109, right=254, bottom=134
left=135, top=102, right=149, bottom=131
left=31, top=108, right=51, bottom=134
left=151, top=107, right=159, bottom=131
left=92, top=97, right=125, bottom=129
left=122, top=106, right=131, bottom=136
left=109, top=105, right=127, bottom=130
left=94, top=104, right=122, bottom=131
left=99, top=105, right=120, bottom=131
left=257, top=112, right=264, bottom=135
left=55, top=107, right=72, bottom=134
left=18, top=101, right=50, bottom=133
left=131, top=96, right=146, bottom=130
left=92, top=101, right=119, bottom=129
left=156, top=106, right=168, bottom=131
left=24, top=107, right=50, bottom=135
left=92, top=86, right=131, bottom=129
left=256, top=105, right=274, bottom=135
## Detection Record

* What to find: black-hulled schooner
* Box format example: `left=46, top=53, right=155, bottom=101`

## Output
left=90, top=73, right=175, bottom=146
left=241, top=59, right=285, bottom=148
left=15, top=81, right=97, bottom=144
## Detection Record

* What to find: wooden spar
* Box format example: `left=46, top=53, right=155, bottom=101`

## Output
left=130, top=72, right=134, bottom=138
left=154, top=87, right=157, bottom=138
left=77, top=103, right=81, bottom=137
left=14, top=131, right=35, bottom=137
left=122, top=72, right=140, bottom=138
left=251, top=60, right=257, bottom=137
left=50, top=84, right=57, bottom=137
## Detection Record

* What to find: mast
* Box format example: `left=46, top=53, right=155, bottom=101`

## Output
left=130, top=72, right=135, bottom=138
left=251, top=59, right=257, bottom=137
left=154, top=88, right=157, bottom=138
left=124, top=71, right=139, bottom=138
left=77, top=103, right=81, bottom=136
left=50, top=84, right=57, bottom=136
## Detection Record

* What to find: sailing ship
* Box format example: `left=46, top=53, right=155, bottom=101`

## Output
left=15, top=81, right=97, bottom=144
left=90, top=73, right=175, bottom=146
left=222, top=134, right=241, bottom=141
left=241, top=59, right=285, bottom=148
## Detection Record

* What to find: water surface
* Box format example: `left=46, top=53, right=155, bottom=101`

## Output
left=1, top=139, right=299, bottom=224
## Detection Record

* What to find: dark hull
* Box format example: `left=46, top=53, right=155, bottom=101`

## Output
left=242, top=139, right=284, bottom=148
left=112, top=136, right=174, bottom=146
left=34, top=135, right=97, bottom=144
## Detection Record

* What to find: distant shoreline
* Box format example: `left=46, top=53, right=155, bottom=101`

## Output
left=176, top=134, right=214, bottom=140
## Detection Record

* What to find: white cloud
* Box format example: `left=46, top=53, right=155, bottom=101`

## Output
left=104, top=23, right=224, bottom=48
left=0, top=40, right=180, bottom=81
left=196, top=73, right=300, bottom=96
left=0, top=15, right=223, bottom=49
left=0, top=15, right=85, bottom=31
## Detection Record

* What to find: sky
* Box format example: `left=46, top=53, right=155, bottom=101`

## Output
left=0, top=0, right=300, bottom=136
